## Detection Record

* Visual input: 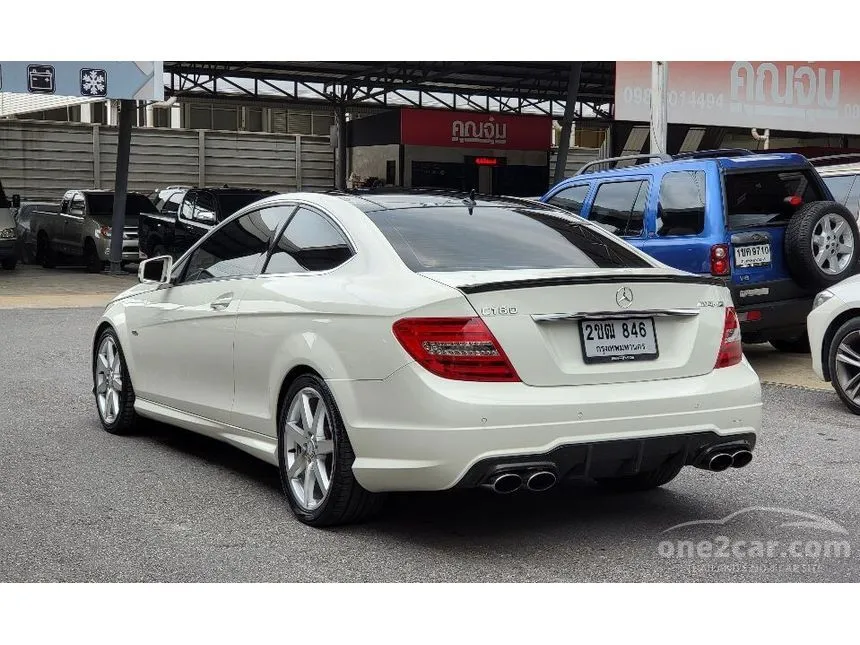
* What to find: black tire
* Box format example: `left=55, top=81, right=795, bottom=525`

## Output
left=84, top=241, right=104, bottom=273
left=93, top=327, right=139, bottom=435
left=827, top=317, right=860, bottom=415
left=151, top=242, right=167, bottom=258
left=770, top=334, right=811, bottom=353
left=785, top=201, right=860, bottom=290
left=277, top=374, right=384, bottom=527
left=38, top=234, right=56, bottom=269
left=1, top=257, right=16, bottom=270
left=595, top=459, right=683, bottom=493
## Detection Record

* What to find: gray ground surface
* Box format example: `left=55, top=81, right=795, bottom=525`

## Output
left=1, top=307, right=857, bottom=582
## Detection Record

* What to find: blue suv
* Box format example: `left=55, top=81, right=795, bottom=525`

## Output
left=540, top=149, right=860, bottom=352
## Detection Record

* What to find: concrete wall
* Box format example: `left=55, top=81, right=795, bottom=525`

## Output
left=348, top=144, right=400, bottom=184
left=0, top=119, right=334, bottom=201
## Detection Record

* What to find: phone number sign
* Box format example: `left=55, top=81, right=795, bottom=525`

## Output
left=615, top=61, right=860, bottom=135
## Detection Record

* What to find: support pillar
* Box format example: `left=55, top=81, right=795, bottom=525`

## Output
left=335, top=103, right=347, bottom=190
left=650, top=61, right=668, bottom=156
left=109, top=99, right=134, bottom=274
left=553, top=62, right=582, bottom=185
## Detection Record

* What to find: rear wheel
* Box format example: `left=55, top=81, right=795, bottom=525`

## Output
left=770, top=335, right=811, bottom=353
left=1, top=258, right=16, bottom=270
left=827, top=317, right=860, bottom=415
left=595, top=460, right=683, bottom=493
left=278, top=374, right=384, bottom=526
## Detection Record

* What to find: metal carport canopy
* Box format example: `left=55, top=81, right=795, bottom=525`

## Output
left=163, top=61, right=616, bottom=189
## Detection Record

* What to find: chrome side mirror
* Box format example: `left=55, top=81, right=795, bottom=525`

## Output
left=139, top=255, right=173, bottom=284
left=195, top=210, right=216, bottom=224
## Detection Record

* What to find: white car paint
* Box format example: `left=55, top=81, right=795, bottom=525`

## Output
left=807, top=274, right=860, bottom=381
left=94, top=192, right=762, bottom=493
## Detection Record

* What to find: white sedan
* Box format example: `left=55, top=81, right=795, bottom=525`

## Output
left=92, top=191, right=762, bottom=526
left=808, top=275, right=860, bottom=412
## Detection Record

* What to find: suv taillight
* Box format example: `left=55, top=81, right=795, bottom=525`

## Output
left=392, top=317, right=520, bottom=382
left=710, top=244, right=730, bottom=276
left=715, top=307, right=743, bottom=369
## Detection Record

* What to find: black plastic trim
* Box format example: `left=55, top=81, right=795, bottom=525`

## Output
left=455, top=431, right=757, bottom=488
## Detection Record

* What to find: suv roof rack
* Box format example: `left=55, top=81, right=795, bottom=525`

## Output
left=671, top=148, right=755, bottom=160
left=574, top=153, right=672, bottom=176
left=807, top=153, right=860, bottom=166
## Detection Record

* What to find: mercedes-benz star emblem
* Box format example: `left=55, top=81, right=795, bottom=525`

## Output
left=616, top=286, right=634, bottom=309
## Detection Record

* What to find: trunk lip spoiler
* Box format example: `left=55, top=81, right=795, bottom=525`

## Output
left=458, top=274, right=725, bottom=294
left=532, top=308, right=700, bottom=322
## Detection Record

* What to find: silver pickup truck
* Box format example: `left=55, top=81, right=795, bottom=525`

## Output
left=31, top=190, right=156, bottom=272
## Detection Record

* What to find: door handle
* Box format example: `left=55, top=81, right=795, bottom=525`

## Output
left=210, top=293, right=233, bottom=310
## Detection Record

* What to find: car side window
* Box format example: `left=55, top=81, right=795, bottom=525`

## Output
left=589, top=180, right=648, bottom=237
left=265, top=207, right=353, bottom=274
left=192, top=192, right=217, bottom=223
left=823, top=175, right=856, bottom=206
left=547, top=184, right=590, bottom=214
left=657, top=170, right=707, bottom=237
left=179, top=191, right=197, bottom=221
left=179, top=208, right=288, bottom=284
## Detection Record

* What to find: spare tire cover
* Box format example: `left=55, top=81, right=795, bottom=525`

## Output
left=784, top=200, right=860, bottom=290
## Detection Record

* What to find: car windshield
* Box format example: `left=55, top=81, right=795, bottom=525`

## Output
left=216, top=192, right=276, bottom=220
left=725, top=169, right=826, bottom=230
left=87, top=193, right=159, bottom=216
left=365, top=205, right=652, bottom=272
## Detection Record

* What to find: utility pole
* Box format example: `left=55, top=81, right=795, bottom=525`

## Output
left=553, top=62, right=582, bottom=185
left=650, top=61, right=668, bottom=156
left=109, top=99, right=134, bottom=274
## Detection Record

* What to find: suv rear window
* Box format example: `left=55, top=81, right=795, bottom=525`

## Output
left=366, top=205, right=652, bottom=272
left=725, top=169, right=826, bottom=230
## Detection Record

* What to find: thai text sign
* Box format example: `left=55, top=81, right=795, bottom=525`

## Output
left=615, top=61, right=860, bottom=135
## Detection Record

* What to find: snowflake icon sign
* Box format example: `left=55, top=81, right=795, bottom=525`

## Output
left=80, top=68, right=107, bottom=97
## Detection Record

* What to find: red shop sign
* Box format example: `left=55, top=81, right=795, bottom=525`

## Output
left=400, top=108, right=552, bottom=150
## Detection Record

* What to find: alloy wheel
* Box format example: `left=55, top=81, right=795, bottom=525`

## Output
left=835, top=330, right=860, bottom=402
left=812, top=214, right=854, bottom=275
left=95, top=336, right=123, bottom=424
left=283, top=387, right=335, bottom=510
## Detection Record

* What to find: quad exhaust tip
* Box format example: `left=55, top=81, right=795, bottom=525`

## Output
left=490, top=473, right=523, bottom=494
left=708, top=453, right=733, bottom=472
left=731, top=449, right=753, bottom=469
left=526, top=471, right=557, bottom=492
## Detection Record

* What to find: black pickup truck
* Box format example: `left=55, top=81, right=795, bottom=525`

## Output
left=139, top=186, right=277, bottom=260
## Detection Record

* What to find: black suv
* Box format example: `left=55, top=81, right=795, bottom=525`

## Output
left=140, top=186, right=277, bottom=260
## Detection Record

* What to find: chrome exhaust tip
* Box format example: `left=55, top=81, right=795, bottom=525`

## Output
left=708, top=453, right=733, bottom=472
left=731, top=449, right=753, bottom=469
left=526, top=471, right=557, bottom=492
left=489, top=473, right=523, bottom=494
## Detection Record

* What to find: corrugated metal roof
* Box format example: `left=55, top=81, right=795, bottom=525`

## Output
left=0, top=93, right=100, bottom=117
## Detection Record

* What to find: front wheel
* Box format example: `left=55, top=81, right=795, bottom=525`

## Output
left=93, top=328, right=139, bottom=434
left=827, top=317, right=860, bottom=415
left=278, top=374, right=384, bottom=526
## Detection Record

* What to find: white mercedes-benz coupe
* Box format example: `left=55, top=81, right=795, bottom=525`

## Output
left=808, top=275, right=860, bottom=413
left=92, top=191, right=762, bottom=526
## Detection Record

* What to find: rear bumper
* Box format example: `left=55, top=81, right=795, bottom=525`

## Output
left=736, top=296, right=812, bottom=342
left=328, top=360, right=762, bottom=493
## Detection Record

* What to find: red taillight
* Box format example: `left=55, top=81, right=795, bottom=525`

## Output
left=785, top=195, right=803, bottom=207
left=715, top=307, right=743, bottom=369
left=710, top=244, right=730, bottom=276
left=392, top=317, right=520, bottom=382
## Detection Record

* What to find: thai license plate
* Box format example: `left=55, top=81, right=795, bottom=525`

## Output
left=579, top=318, right=659, bottom=364
left=734, top=243, right=771, bottom=268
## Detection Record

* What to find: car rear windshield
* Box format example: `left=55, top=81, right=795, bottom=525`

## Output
left=725, top=169, right=826, bottom=230
left=365, top=205, right=652, bottom=272
left=87, top=193, right=158, bottom=216
left=216, top=192, right=276, bottom=219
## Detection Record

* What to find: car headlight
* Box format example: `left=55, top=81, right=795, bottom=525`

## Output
left=0, top=227, right=15, bottom=239
left=813, top=290, right=835, bottom=309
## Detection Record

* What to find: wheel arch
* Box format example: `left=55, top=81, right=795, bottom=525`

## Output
left=821, top=307, right=860, bottom=381
left=275, top=364, right=324, bottom=427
